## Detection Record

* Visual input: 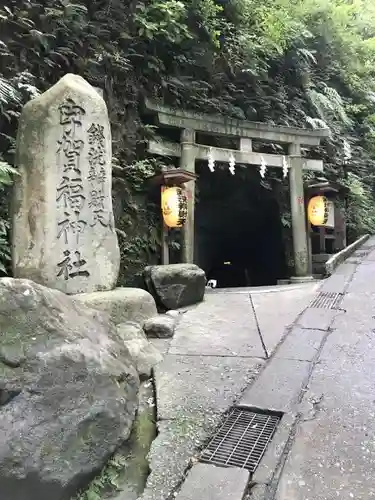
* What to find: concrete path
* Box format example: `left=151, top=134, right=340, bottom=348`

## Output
left=139, top=281, right=319, bottom=500
left=139, top=238, right=375, bottom=500
left=272, top=240, right=375, bottom=500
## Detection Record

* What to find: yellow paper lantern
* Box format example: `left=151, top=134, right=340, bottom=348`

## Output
left=308, top=195, right=329, bottom=226
left=161, top=187, right=188, bottom=228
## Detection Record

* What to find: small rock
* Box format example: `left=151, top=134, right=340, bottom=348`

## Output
left=143, top=316, right=176, bottom=339
left=116, top=322, right=162, bottom=377
left=166, top=310, right=181, bottom=319
left=0, top=345, right=26, bottom=368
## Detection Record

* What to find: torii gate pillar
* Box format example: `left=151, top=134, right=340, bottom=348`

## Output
left=288, top=143, right=312, bottom=281
left=180, top=129, right=196, bottom=263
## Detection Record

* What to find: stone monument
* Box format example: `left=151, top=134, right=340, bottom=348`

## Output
left=12, top=74, right=120, bottom=294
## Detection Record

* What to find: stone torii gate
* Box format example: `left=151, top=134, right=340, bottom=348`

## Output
left=145, top=100, right=330, bottom=281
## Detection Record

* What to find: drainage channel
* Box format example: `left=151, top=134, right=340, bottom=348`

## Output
left=309, top=292, right=343, bottom=309
left=199, top=407, right=281, bottom=473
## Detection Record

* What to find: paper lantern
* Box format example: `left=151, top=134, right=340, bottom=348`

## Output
left=161, top=187, right=188, bottom=228
left=308, top=195, right=329, bottom=226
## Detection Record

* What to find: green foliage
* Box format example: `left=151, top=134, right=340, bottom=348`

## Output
left=0, top=218, right=11, bottom=274
left=344, top=172, right=375, bottom=240
left=0, top=161, right=17, bottom=185
left=75, top=453, right=129, bottom=500
left=0, top=160, right=18, bottom=274
left=134, top=0, right=192, bottom=42
left=114, top=158, right=162, bottom=287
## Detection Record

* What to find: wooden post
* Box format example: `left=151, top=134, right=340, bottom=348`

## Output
left=319, top=227, right=325, bottom=253
left=307, top=221, right=313, bottom=276
left=161, top=222, right=169, bottom=264
left=288, top=143, right=311, bottom=281
left=304, top=192, right=313, bottom=276
left=180, top=129, right=196, bottom=263
left=160, top=186, right=169, bottom=264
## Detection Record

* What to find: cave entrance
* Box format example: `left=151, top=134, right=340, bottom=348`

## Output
left=144, top=99, right=328, bottom=280
left=195, top=165, right=286, bottom=288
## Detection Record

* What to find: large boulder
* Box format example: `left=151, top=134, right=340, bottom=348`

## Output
left=73, top=287, right=157, bottom=325
left=144, top=264, right=206, bottom=310
left=0, top=278, right=139, bottom=500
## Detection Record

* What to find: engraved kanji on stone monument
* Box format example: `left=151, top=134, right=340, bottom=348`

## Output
left=12, top=74, right=120, bottom=294
left=87, top=122, right=113, bottom=229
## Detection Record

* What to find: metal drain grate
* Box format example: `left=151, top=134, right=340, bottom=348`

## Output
left=310, top=292, right=343, bottom=309
left=199, top=407, right=280, bottom=472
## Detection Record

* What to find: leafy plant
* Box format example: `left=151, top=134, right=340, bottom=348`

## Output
left=343, top=172, right=375, bottom=240
left=74, top=453, right=129, bottom=500
left=0, top=160, right=18, bottom=274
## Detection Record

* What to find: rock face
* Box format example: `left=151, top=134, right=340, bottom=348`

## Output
left=12, top=73, right=120, bottom=294
left=143, top=315, right=176, bottom=339
left=144, top=264, right=206, bottom=310
left=116, top=322, right=162, bottom=378
left=73, top=287, right=157, bottom=325
left=0, top=278, right=139, bottom=500
left=111, top=379, right=157, bottom=500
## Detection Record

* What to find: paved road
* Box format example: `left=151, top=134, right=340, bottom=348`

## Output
left=273, top=241, right=375, bottom=500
